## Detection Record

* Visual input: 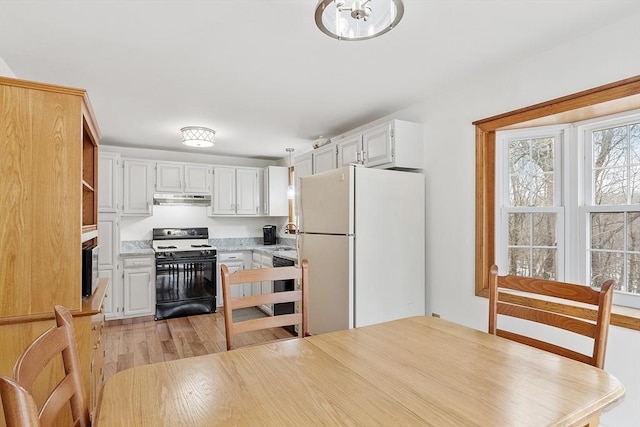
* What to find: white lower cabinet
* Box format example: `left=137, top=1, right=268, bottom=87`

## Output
left=119, top=256, right=155, bottom=318
left=218, top=251, right=252, bottom=306
left=98, top=214, right=120, bottom=320
left=251, top=261, right=262, bottom=295
left=256, top=253, right=274, bottom=315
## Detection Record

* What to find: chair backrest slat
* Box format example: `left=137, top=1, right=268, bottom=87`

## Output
left=230, top=290, right=303, bottom=310
left=489, top=265, right=614, bottom=369
left=221, top=259, right=309, bottom=350
left=0, top=305, right=91, bottom=427
left=496, top=303, right=597, bottom=337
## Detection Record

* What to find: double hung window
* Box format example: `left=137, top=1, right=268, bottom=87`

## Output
left=496, top=111, right=639, bottom=307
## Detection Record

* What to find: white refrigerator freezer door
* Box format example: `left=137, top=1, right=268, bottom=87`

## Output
left=353, top=167, right=426, bottom=327
left=299, top=167, right=354, bottom=235
left=300, top=233, right=354, bottom=334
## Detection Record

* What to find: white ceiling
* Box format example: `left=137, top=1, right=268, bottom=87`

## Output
left=1, top=0, right=637, bottom=161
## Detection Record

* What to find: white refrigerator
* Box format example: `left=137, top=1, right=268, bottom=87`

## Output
left=299, top=165, right=425, bottom=335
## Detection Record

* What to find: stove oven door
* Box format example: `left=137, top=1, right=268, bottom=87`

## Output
left=155, top=255, right=217, bottom=320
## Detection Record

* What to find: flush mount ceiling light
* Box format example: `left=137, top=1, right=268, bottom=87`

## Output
left=181, top=126, right=215, bottom=148
left=315, top=0, right=404, bottom=41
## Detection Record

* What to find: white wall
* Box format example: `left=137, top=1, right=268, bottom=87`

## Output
left=0, top=56, right=15, bottom=77
left=406, top=14, right=640, bottom=427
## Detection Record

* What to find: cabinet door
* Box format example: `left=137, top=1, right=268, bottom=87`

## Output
left=313, top=143, right=337, bottom=174
left=260, top=256, right=273, bottom=314
left=184, top=165, right=211, bottom=194
left=294, top=152, right=313, bottom=217
left=222, top=261, right=245, bottom=298
left=251, top=261, right=262, bottom=295
left=362, top=123, right=393, bottom=167
left=235, top=168, right=259, bottom=215
left=264, top=166, right=288, bottom=217
left=123, top=266, right=154, bottom=317
left=123, top=160, right=153, bottom=216
left=156, top=162, right=184, bottom=192
left=98, top=152, right=119, bottom=213
left=98, top=216, right=118, bottom=268
left=212, top=167, right=236, bottom=215
left=337, top=134, right=363, bottom=167
left=99, top=269, right=118, bottom=320
left=98, top=214, right=120, bottom=319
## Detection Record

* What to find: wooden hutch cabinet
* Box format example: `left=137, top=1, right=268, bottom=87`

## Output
left=0, top=77, right=107, bottom=425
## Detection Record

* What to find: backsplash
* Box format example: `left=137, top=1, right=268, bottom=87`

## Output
left=120, top=237, right=296, bottom=252
left=118, top=205, right=288, bottom=241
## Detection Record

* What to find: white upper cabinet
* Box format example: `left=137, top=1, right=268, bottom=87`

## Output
left=362, top=122, right=394, bottom=167
left=123, top=159, right=153, bottom=216
left=212, top=167, right=236, bottom=215
left=293, top=152, right=313, bottom=217
left=211, top=166, right=259, bottom=216
left=156, top=162, right=211, bottom=194
left=184, top=164, right=211, bottom=193
left=313, top=142, right=337, bottom=174
left=98, top=152, right=120, bottom=213
left=236, top=168, right=260, bottom=215
left=335, top=119, right=423, bottom=169
left=294, top=151, right=313, bottom=180
left=156, top=162, right=183, bottom=192
left=263, top=166, right=289, bottom=217
left=336, top=133, right=363, bottom=168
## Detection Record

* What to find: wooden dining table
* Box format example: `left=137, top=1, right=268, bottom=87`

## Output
left=95, top=316, right=624, bottom=426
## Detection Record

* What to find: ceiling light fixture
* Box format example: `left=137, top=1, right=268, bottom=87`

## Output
left=315, top=0, right=404, bottom=41
left=181, top=126, right=215, bottom=148
left=286, top=148, right=295, bottom=200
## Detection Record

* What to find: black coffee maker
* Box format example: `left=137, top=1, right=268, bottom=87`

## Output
left=263, top=225, right=277, bottom=245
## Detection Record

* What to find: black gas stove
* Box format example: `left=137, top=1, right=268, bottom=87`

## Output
left=152, top=227, right=217, bottom=320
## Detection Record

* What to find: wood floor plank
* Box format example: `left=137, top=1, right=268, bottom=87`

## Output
left=144, top=325, right=166, bottom=365
left=104, top=308, right=295, bottom=382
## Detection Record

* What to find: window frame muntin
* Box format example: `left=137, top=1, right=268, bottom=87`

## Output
left=496, top=126, right=566, bottom=280
left=580, top=111, right=640, bottom=305
left=473, top=75, right=640, bottom=331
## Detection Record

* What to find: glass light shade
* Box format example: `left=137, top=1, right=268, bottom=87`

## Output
left=181, top=126, right=215, bottom=148
left=315, top=0, right=404, bottom=41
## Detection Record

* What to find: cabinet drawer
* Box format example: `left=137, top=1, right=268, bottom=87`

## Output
left=219, top=252, right=244, bottom=263
left=123, top=257, right=154, bottom=268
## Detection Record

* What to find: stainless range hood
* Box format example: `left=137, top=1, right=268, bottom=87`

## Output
left=153, top=194, right=212, bottom=206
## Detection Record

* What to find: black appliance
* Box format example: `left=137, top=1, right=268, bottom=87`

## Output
left=81, top=244, right=99, bottom=297
left=152, top=227, right=217, bottom=320
left=273, top=255, right=296, bottom=333
left=263, top=225, right=277, bottom=245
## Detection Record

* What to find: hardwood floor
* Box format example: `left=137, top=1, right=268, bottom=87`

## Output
left=103, top=309, right=295, bottom=383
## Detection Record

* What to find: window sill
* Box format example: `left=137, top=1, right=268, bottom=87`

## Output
left=477, top=288, right=640, bottom=331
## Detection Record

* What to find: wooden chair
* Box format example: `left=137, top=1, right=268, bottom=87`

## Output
left=488, top=264, right=614, bottom=369
left=221, top=259, right=309, bottom=350
left=0, top=305, right=90, bottom=427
